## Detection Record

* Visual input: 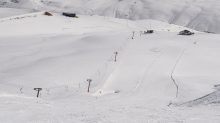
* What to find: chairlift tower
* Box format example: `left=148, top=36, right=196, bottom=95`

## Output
left=19, top=86, right=23, bottom=93
left=34, top=88, right=42, bottom=98
left=132, top=31, right=135, bottom=39
left=114, top=52, right=118, bottom=62
left=87, top=79, right=92, bottom=92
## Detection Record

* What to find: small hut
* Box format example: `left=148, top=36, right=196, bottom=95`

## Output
left=144, top=30, right=154, bottom=34
left=179, top=30, right=194, bottom=35
left=63, top=12, right=76, bottom=17
left=147, top=30, right=154, bottom=33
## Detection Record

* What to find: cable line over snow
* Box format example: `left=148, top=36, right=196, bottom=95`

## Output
left=0, top=32, right=134, bottom=97
left=87, top=34, right=133, bottom=91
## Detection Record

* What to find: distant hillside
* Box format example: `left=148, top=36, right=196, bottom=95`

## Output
left=1, top=0, right=220, bottom=33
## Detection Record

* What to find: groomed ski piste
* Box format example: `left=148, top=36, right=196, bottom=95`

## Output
left=0, top=0, right=220, bottom=122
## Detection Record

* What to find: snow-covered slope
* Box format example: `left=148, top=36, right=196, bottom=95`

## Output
left=0, top=10, right=220, bottom=122
left=1, top=0, right=220, bottom=33
left=1, top=0, right=220, bottom=122
left=0, top=8, right=34, bottom=18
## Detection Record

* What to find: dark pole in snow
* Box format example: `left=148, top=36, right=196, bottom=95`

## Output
left=87, top=79, right=92, bottom=92
left=88, top=82, right=90, bottom=91
left=34, top=88, right=42, bottom=98
left=132, top=31, right=135, bottom=39
left=114, top=52, right=118, bottom=62
left=19, top=86, right=23, bottom=93
left=37, top=90, right=40, bottom=97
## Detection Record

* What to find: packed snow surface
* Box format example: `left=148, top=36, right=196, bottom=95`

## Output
left=0, top=0, right=220, bottom=122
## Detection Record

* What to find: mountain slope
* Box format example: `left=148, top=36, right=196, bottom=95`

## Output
left=1, top=0, right=220, bottom=33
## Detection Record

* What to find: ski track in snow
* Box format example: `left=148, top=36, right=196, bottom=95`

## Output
left=126, top=39, right=177, bottom=97
left=171, top=48, right=186, bottom=98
